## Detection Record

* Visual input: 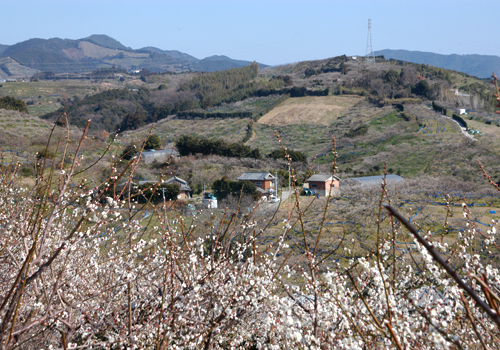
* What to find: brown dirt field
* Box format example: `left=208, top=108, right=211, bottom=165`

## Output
left=126, top=79, right=146, bottom=86
left=258, top=95, right=363, bottom=126
left=467, top=119, right=500, bottom=138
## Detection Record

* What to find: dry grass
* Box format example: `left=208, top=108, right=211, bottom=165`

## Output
left=467, top=119, right=500, bottom=138
left=77, top=41, right=148, bottom=59
left=122, top=118, right=251, bottom=145
left=258, top=95, right=362, bottom=126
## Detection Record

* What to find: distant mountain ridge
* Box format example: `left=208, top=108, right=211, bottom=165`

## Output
left=0, top=34, right=267, bottom=76
left=0, top=44, right=9, bottom=55
left=82, top=34, right=132, bottom=51
left=138, top=47, right=199, bottom=62
left=375, top=49, right=500, bottom=78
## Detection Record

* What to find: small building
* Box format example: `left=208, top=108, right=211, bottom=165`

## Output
left=138, top=176, right=191, bottom=200
left=141, top=149, right=177, bottom=164
left=203, top=192, right=217, bottom=209
left=236, top=172, right=276, bottom=197
left=305, top=174, right=340, bottom=196
left=165, top=176, right=191, bottom=199
left=452, top=89, right=470, bottom=98
left=457, top=108, right=467, bottom=115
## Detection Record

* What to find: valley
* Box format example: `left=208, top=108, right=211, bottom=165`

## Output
left=2, top=37, right=500, bottom=349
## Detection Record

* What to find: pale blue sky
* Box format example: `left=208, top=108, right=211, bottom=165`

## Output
left=1, top=0, right=498, bottom=65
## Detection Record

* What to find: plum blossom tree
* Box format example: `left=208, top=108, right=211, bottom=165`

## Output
left=0, top=121, right=500, bottom=349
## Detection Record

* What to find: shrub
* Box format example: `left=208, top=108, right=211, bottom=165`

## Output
left=0, top=96, right=29, bottom=113
left=136, top=182, right=180, bottom=203
left=212, top=177, right=258, bottom=200
left=267, top=148, right=307, bottom=164
left=175, top=134, right=261, bottom=159
left=345, top=124, right=369, bottom=138
left=36, top=148, right=55, bottom=159
left=145, top=134, right=161, bottom=150
left=120, top=143, right=138, bottom=160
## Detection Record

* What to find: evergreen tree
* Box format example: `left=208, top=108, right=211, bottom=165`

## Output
left=145, top=134, right=161, bottom=150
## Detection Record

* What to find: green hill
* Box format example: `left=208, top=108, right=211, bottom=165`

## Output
left=0, top=44, right=9, bottom=55
left=0, top=36, right=269, bottom=76
left=139, top=47, right=199, bottom=62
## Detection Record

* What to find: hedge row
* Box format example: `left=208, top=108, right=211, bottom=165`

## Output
left=177, top=111, right=253, bottom=119
left=176, top=135, right=261, bottom=159
left=452, top=114, right=468, bottom=129
left=432, top=101, right=448, bottom=115
left=255, top=94, right=290, bottom=121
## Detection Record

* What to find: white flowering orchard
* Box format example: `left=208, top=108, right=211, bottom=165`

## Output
left=0, top=126, right=499, bottom=349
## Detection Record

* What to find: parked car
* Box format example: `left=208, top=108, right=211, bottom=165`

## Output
left=301, top=188, right=314, bottom=196
left=204, top=192, right=216, bottom=200
left=269, top=195, right=280, bottom=203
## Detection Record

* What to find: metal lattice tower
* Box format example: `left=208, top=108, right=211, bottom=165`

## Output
left=365, top=17, right=375, bottom=64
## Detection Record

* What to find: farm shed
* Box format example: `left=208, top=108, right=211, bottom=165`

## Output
left=141, top=149, right=177, bottom=164
left=304, top=174, right=340, bottom=196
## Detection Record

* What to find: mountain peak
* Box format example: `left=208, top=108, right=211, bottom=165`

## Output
left=81, top=34, right=131, bottom=51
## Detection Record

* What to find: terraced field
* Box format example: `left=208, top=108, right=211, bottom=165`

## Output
left=405, top=104, right=462, bottom=134
left=122, top=118, right=251, bottom=145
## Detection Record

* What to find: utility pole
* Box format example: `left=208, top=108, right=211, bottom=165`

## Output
left=275, top=171, right=278, bottom=198
left=288, top=165, right=291, bottom=199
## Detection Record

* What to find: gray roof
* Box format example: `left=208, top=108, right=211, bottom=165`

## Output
left=237, top=172, right=275, bottom=181
left=345, top=174, right=404, bottom=186
left=166, top=176, right=191, bottom=191
left=306, top=174, right=340, bottom=182
left=142, top=149, right=177, bottom=157
left=137, top=176, right=191, bottom=191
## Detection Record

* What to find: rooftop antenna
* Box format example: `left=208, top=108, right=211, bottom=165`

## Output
left=365, top=17, right=375, bottom=64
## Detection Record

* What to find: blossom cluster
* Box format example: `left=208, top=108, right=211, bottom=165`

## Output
left=1, top=134, right=500, bottom=349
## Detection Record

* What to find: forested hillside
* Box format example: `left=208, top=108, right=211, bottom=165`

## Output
left=41, top=63, right=288, bottom=131
left=376, top=49, right=500, bottom=78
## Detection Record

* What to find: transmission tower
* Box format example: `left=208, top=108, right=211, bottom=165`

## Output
left=365, top=17, right=375, bottom=64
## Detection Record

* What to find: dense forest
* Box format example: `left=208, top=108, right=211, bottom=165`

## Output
left=42, top=88, right=153, bottom=131
left=178, top=63, right=290, bottom=106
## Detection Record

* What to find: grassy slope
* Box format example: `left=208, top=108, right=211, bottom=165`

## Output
left=248, top=94, right=500, bottom=181
left=2, top=56, right=500, bottom=183
left=122, top=118, right=250, bottom=145
left=0, top=79, right=124, bottom=117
